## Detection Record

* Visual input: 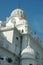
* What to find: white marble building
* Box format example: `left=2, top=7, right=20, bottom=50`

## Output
left=0, top=8, right=43, bottom=65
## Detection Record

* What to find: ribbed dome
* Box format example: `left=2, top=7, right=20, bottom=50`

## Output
left=21, top=46, right=35, bottom=59
left=11, top=8, right=25, bottom=19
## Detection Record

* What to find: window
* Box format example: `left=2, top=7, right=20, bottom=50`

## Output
left=16, top=37, right=18, bottom=40
left=29, top=64, right=32, bottom=65
left=0, top=57, right=4, bottom=60
left=6, top=58, right=12, bottom=63
left=22, top=29, right=24, bottom=33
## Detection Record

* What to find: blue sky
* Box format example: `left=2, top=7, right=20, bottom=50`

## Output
left=0, top=0, right=43, bottom=46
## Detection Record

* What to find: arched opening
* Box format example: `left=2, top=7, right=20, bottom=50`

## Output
left=16, top=37, right=18, bottom=40
left=0, top=57, right=4, bottom=60
left=22, top=29, right=24, bottom=33
left=6, top=58, right=12, bottom=63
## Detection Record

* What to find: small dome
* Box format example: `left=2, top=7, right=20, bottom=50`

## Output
left=21, top=46, right=35, bottom=59
left=11, top=8, right=25, bottom=19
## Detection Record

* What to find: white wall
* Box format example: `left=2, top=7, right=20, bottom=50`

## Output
left=2, top=27, right=21, bottom=56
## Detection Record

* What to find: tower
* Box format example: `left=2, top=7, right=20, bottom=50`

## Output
left=5, top=7, right=37, bottom=65
left=8, top=8, right=35, bottom=65
left=9, top=8, right=31, bottom=34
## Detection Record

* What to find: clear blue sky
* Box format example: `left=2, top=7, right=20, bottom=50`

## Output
left=0, top=0, right=43, bottom=46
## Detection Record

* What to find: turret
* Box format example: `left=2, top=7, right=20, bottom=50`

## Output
left=6, top=8, right=35, bottom=65
left=7, top=8, right=31, bottom=34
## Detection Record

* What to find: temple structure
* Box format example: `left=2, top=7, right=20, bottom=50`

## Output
left=0, top=8, right=43, bottom=65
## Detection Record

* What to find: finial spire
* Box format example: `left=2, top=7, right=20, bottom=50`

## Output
left=18, top=4, right=21, bottom=9
left=17, top=0, right=21, bottom=9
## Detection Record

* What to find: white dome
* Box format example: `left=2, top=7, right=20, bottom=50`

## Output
left=11, top=8, right=25, bottom=19
left=21, top=46, right=35, bottom=59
